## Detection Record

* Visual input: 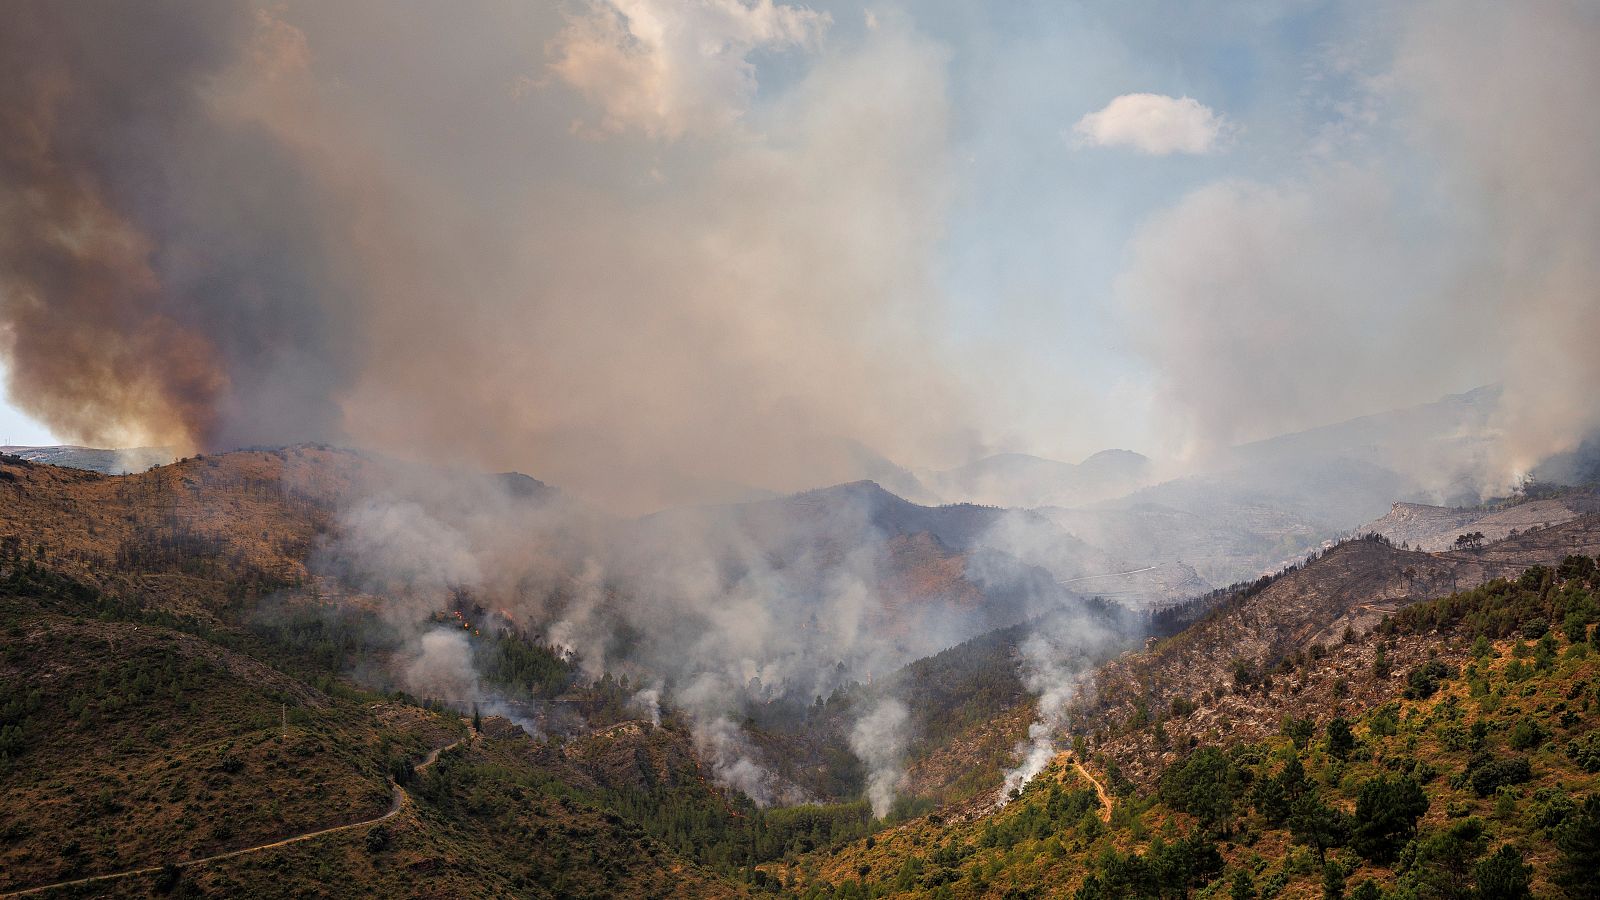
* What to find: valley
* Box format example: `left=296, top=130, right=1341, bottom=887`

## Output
left=4, top=2, right=1599, bottom=896
left=2, top=445, right=1598, bottom=897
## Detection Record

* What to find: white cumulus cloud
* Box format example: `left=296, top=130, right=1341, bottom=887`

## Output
left=1071, top=93, right=1228, bottom=155
left=548, top=0, right=830, bottom=141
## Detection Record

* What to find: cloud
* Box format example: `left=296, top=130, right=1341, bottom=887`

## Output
left=1071, top=93, right=1229, bottom=155
left=547, top=0, right=830, bottom=140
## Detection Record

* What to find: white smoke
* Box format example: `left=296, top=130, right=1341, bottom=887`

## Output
left=693, top=713, right=779, bottom=807
left=999, top=719, right=1058, bottom=804
left=547, top=558, right=611, bottom=681
left=629, top=686, right=662, bottom=727
left=324, top=492, right=490, bottom=637
left=848, top=697, right=909, bottom=818
left=403, top=628, right=480, bottom=703
left=997, top=622, right=1106, bottom=805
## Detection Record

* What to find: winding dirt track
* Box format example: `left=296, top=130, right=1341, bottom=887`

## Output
left=1067, top=757, right=1113, bottom=823
left=1, top=736, right=469, bottom=898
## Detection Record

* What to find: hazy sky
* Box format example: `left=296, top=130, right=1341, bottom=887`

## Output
left=1, top=1, right=1595, bottom=507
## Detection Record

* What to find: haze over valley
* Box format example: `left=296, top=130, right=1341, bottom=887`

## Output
left=2, top=2, right=1600, bottom=898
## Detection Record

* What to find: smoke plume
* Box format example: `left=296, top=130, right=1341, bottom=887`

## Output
left=1119, top=0, right=1600, bottom=492
left=997, top=609, right=1117, bottom=804
left=848, top=698, right=909, bottom=818
left=1396, top=0, right=1600, bottom=481
left=0, top=1, right=970, bottom=513
left=0, top=3, right=359, bottom=451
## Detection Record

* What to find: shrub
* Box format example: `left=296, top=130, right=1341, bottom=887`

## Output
left=1530, top=787, right=1576, bottom=831
left=1567, top=731, right=1600, bottom=774
left=1507, top=718, right=1546, bottom=751
left=153, top=864, right=182, bottom=894
left=1468, top=755, right=1533, bottom=798
left=1404, top=660, right=1455, bottom=700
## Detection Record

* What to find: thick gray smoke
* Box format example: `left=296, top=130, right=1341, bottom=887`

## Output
left=6, top=0, right=1598, bottom=816
left=628, top=687, right=662, bottom=728
left=1395, top=0, right=1600, bottom=482
left=315, top=461, right=973, bottom=806
left=0, top=0, right=974, bottom=513
left=4, top=2, right=1598, bottom=507
left=404, top=629, right=481, bottom=703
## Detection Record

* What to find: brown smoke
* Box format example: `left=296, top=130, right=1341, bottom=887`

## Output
left=0, top=2, right=361, bottom=454
left=0, top=2, right=971, bottom=512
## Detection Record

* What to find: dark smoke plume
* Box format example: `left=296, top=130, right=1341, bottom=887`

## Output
left=0, top=2, right=357, bottom=452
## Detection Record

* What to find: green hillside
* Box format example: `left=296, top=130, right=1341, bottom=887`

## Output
left=767, top=559, right=1600, bottom=899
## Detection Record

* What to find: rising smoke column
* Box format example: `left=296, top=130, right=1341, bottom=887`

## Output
left=0, top=2, right=977, bottom=513
left=1396, top=0, right=1600, bottom=479
left=997, top=629, right=1092, bottom=805
left=849, top=697, right=909, bottom=818
left=0, top=3, right=362, bottom=452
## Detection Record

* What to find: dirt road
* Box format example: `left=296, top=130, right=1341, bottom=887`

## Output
left=2, top=735, right=469, bottom=898
left=1063, top=754, right=1113, bottom=823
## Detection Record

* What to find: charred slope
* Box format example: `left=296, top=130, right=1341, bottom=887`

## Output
left=1074, top=516, right=1600, bottom=782
left=1361, top=488, right=1600, bottom=552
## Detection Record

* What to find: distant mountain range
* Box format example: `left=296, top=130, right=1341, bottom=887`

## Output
left=917, top=448, right=1152, bottom=509
left=9, top=384, right=1586, bottom=612
left=903, top=386, right=1520, bottom=600
left=0, top=444, right=173, bottom=474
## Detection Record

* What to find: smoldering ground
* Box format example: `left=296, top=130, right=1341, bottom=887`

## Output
left=295, top=463, right=980, bottom=810
left=250, top=447, right=1144, bottom=814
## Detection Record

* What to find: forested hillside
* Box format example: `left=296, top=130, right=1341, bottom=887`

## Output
left=768, top=557, right=1600, bottom=898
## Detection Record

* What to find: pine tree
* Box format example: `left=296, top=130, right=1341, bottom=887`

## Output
left=1474, top=844, right=1532, bottom=900
left=1322, top=860, right=1346, bottom=900
left=1351, top=774, right=1427, bottom=863
left=1556, top=795, right=1600, bottom=899
left=1326, top=717, right=1356, bottom=760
